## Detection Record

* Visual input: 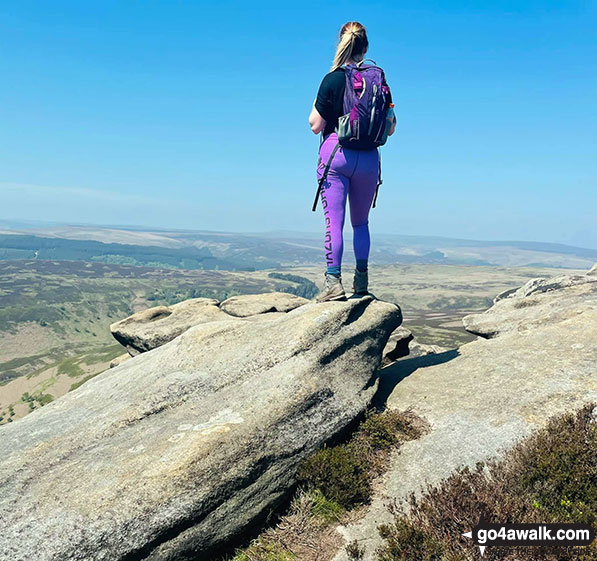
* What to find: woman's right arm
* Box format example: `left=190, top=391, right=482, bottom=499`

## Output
left=311, top=73, right=334, bottom=135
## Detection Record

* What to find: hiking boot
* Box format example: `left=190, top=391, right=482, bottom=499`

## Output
left=353, top=268, right=369, bottom=295
left=315, top=273, right=346, bottom=303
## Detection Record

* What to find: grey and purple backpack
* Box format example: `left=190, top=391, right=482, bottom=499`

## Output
left=336, top=59, right=393, bottom=150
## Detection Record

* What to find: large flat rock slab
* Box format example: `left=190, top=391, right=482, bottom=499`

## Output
left=0, top=295, right=401, bottom=561
left=332, top=266, right=597, bottom=559
left=219, top=292, right=309, bottom=317
left=463, top=267, right=597, bottom=338
left=110, top=292, right=310, bottom=355
left=110, top=297, right=226, bottom=355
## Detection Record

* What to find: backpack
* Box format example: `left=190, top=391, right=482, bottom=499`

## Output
left=337, top=59, right=393, bottom=150
left=312, top=59, right=394, bottom=212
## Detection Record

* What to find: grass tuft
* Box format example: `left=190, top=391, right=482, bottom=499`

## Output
left=231, top=541, right=296, bottom=561
left=308, top=489, right=345, bottom=525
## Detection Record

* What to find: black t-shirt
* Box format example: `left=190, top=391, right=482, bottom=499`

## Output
left=314, top=68, right=346, bottom=138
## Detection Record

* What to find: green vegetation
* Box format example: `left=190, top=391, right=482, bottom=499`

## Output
left=377, top=404, right=597, bottom=561
left=51, top=346, right=121, bottom=378
left=146, top=273, right=317, bottom=305
left=4, top=404, right=16, bottom=422
left=147, top=286, right=244, bottom=305
left=56, top=356, right=86, bottom=377
left=21, top=391, right=53, bottom=411
left=90, top=255, right=179, bottom=268
left=1, top=260, right=565, bottom=394
left=232, top=542, right=296, bottom=561
left=69, top=373, right=102, bottom=392
left=227, top=410, right=422, bottom=561
left=298, top=409, right=422, bottom=509
left=400, top=322, right=473, bottom=349
left=428, top=295, right=493, bottom=311
left=0, top=352, right=59, bottom=385
left=0, top=260, right=299, bottom=374
left=0, top=304, right=63, bottom=331
left=2, top=259, right=573, bottom=427
left=227, top=488, right=341, bottom=561
left=0, top=234, right=280, bottom=271
left=0, top=260, right=327, bottom=424
left=298, top=443, right=370, bottom=509
left=267, top=273, right=318, bottom=299
left=307, top=488, right=345, bottom=525
left=79, top=344, right=124, bottom=365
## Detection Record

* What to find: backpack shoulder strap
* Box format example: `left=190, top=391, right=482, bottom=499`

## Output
left=312, top=141, right=341, bottom=212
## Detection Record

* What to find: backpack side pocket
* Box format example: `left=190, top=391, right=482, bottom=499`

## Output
left=336, top=114, right=352, bottom=144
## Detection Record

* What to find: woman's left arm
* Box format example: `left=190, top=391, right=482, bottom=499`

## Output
left=309, top=100, right=326, bottom=134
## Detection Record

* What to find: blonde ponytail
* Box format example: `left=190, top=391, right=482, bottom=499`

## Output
left=331, top=21, right=368, bottom=71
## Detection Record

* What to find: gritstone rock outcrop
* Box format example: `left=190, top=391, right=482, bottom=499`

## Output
left=0, top=294, right=401, bottom=561
left=332, top=265, right=597, bottom=559
left=110, top=292, right=309, bottom=355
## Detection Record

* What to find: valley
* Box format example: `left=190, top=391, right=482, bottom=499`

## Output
left=0, top=257, right=581, bottom=424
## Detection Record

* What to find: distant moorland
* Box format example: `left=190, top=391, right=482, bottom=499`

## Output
left=0, top=222, right=592, bottom=425
left=0, top=259, right=317, bottom=423
left=0, top=250, right=583, bottom=425
left=0, top=222, right=595, bottom=270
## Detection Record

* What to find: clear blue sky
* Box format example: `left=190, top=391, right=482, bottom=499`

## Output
left=1, top=1, right=596, bottom=247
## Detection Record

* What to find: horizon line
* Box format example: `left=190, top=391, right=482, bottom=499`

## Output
left=1, top=216, right=596, bottom=252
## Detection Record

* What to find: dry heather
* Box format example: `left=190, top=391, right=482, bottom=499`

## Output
left=377, top=404, right=597, bottom=561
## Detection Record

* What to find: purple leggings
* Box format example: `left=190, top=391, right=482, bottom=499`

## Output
left=316, top=133, right=380, bottom=271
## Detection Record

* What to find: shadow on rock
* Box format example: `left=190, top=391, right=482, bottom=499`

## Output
left=372, top=349, right=460, bottom=410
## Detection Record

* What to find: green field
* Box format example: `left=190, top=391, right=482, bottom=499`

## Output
left=0, top=260, right=319, bottom=424
left=0, top=259, right=583, bottom=425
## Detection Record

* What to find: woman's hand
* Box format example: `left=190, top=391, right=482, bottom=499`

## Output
left=388, top=116, right=396, bottom=136
left=387, top=107, right=397, bottom=136
left=309, top=102, right=326, bottom=134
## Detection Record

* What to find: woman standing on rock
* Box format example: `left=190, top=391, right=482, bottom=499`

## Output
left=309, top=21, right=396, bottom=303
